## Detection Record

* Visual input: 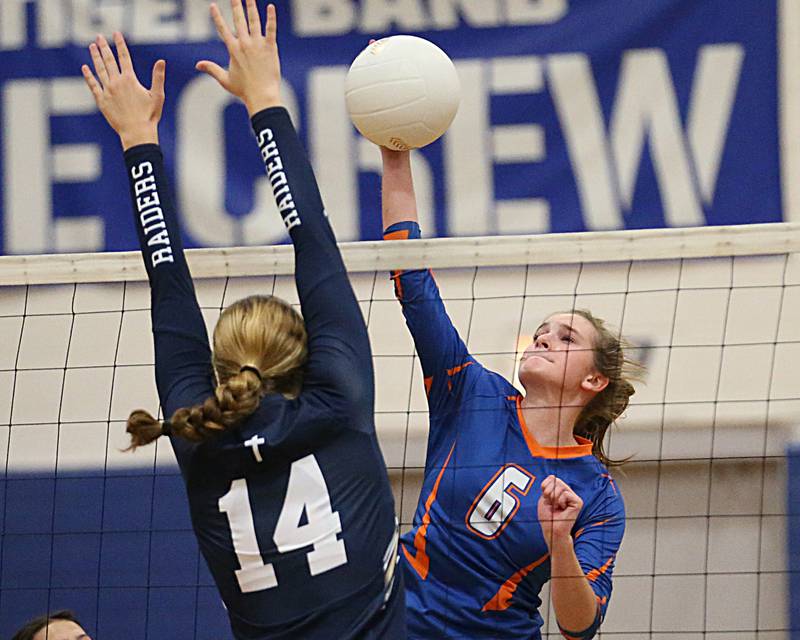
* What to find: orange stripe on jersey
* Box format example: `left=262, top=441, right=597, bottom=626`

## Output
left=573, top=517, right=613, bottom=541
left=601, top=473, right=618, bottom=495
left=390, top=270, right=404, bottom=301
left=586, top=555, right=615, bottom=583
left=481, top=553, right=549, bottom=612
left=424, top=376, right=433, bottom=397
left=383, top=229, right=411, bottom=241
left=446, top=361, right=473, bottom=377
left=446, top=360, right=474, bottom=392
left=402, top=442, right=456, bottom=580
left=515, top=396, right=593, bottom=459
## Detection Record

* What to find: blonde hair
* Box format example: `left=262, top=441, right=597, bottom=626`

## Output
left=127, top=295, right=307, bottom=449
left=568, top=309, right=645, bottom=467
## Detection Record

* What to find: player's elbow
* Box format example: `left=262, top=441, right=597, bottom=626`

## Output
left=558, top=607, right=603, bottom=640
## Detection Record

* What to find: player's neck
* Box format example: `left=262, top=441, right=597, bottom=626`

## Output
left=519, top=393, right=582, bottom=447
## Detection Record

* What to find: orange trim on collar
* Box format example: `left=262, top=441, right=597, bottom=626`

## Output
left=514, top=396, right=594, bottom=459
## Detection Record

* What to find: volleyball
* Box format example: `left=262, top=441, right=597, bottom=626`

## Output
left=345, top=36, right=461, bottom=150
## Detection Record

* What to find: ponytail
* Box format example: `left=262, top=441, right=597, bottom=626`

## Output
left=126, top=367, right=265, bottom=450
left=126, top=295, right=307, bottom=451
left=569, top=309, right=645, bottom=467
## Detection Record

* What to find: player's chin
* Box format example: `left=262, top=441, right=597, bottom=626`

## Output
left=518, top=362, right=553, bottom=390
left=519, top=355, right=553, bottom=375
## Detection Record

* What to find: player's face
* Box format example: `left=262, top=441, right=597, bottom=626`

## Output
left=33, top=621, right=91, bottom=640
left=518, top=313, right=602, bottom=396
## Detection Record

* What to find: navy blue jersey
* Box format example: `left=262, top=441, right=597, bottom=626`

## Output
left=384, top=221, right=625, bottom=640
left=123, top=107, right=403, bottom=640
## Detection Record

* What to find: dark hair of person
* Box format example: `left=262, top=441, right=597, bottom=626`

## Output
left=11, top=610, right=82, bottom=640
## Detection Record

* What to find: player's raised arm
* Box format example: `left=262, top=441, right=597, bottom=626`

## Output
left=379, top=146, right=473, bottom=412
left=198, top=1, right=373, bottom=417
left=82, top=35, right=214, bottom=449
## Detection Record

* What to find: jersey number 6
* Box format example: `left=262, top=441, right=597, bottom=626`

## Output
left=466, top=464, right=534, bottom=540
left=219, top=454, right=348, bottom=593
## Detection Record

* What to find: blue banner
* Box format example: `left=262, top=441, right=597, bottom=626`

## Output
left=0, top=0, right=790, bottom=255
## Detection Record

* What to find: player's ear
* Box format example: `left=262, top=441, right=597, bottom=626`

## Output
left=582, top=372, right=608, bottom=394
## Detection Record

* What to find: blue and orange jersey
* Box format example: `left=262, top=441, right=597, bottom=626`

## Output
left=385, top=221, right=625, bottom=640
left=122, top=108, right=403, bottom=640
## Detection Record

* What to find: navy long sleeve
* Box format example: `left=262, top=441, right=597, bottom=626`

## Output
left=124, top=144, right=214, bottom=466
left=125, top=114, right=402, bottom=640
left=250, top=107, right=374, bottom=434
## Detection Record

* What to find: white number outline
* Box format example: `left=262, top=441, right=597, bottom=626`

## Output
left=465, top=464, right=534, bottom=540
left=218, top=454, right=348, bottom=594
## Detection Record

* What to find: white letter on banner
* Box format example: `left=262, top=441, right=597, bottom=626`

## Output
left=292, top=0, right=355, bottom=36
left=610, top=49, right=704, bottom=227
left=547, top=54, right=623, bottom=230
left=686, top=44, right=744, bottom=204
left=504, top=0, right=568, bottom=24
left=2, top=79, right=104, bottom=253
left=177, top=75, right=299, bottom=246
left=429, top=0, right=500, bottom=28
left=38, top=0, right=70, bottom=48
left=131, top=0, right=182, bottom=42
left=361, top=0, right=428, bottom=32
left=307, top=66, right=359, bottom=240
left=0, top=0, right=27, bottom=50
left=186, top=0, right=234, bottom=41
left=490, top=56, right=550, bottom=234
left=3, top=81, right=50, bottom=252
left=444, top=60, right=493, bottom=236
left=69, top=0, right=126, bottom=43
left=549, top=46, right=741, bottom=230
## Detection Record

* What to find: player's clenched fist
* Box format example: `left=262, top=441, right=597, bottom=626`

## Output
left=196, top=0, right=282, bottom=116
left=538, top=475, right=584, bottom=549
left=81, top=32, right=165, bottom=150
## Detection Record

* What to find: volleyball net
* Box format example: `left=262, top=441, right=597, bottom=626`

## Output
left=0, top=222, right=797, bottom=638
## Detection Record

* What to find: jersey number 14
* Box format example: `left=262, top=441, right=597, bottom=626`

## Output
left=218, top=454, right=348, bottom=593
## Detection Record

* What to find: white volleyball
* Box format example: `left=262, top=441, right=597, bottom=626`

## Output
left=345, top=35, right=461, bottom=150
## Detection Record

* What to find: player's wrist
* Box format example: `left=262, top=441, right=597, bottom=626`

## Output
left=380, top=146, right=411, bottom=167
left=547, top=531, right=576, bottom=552
left=244, top=92, right=283, bottom=117
left=119, top=124, right=159, bottom=151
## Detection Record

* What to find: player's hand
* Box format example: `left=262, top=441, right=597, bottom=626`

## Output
left=196, top=0, right=282, bottom=116
left=81, top=32, right=165, bottom=150
left=538, top=475, right=583, bottom=549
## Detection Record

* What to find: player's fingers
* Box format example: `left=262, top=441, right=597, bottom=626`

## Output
left=97, top=34, right=120, bottom=76
left=210, top=3, right=236, bottom=47
left=245, top=0, right=262, bottom=36
left=196, top=61, right=230, bottom=89
left=114, top=32, right=134, bottom=74
left=81, top=64, right=103, bottom=101
left=151, top=59, right=166, bottom=97
left=231, top=0, right=249, bottom=37
left=89, top=42, right=110, bottom=87
left=265, top=3, right=277, bottom=44
left=541, top=475, right=557, bottom=495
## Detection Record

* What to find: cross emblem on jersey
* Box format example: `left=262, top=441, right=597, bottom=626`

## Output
left=244, top=435, right=265, bottom=462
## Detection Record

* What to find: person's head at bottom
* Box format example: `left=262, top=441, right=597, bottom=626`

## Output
left=127, top=294, right=308, bottom=447
left=12, top=610, right=90, bottom=640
